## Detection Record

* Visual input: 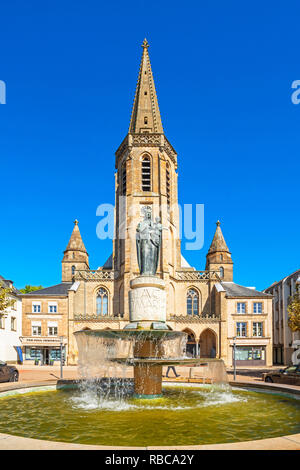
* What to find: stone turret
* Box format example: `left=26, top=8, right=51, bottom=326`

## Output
left=205, top=221, right=233, bottom=281
left=62, top=220, right=89, bottom=282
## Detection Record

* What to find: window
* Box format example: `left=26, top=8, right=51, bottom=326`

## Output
left=32, top=302, right=41, bottom=313
left=144, top=116, right=148, bottom=124
left=253, top=302, right=263, bottom=314
left=48, top=326, right=58, bottom=336
left=0, top=315, right=4, bottom=329
left=48, top=303, right=57, bottom=313
left=144, top=91, right=147, bottom=95
left=166, top=163, right=171, bottom=208
left=219, top=267, right=224, bottom=278
left=237, top=302, right=246, bottom=314
left=11, top=317, right=16, bottom=331
left=96, top=288, right=108, bottom=316
left=141, top=156, right=151, bottom=191
left=235, top=346, right=265, bottom=362
left=72, top=265, right=76, bottom=276
left=187, top=289, right=199, bottom=316
left=220, top=254, right=223, bottom=261
left=253, top=322, right=263, bottom=337
left=32, top=325, right=41, bottom=336
left=25, top=348, right=41, bottom=360
left=236, top=322, right=247, bottom=337
left=121, top=162, right=127, bottom=195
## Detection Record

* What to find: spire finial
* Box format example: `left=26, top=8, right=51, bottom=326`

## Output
left=216, top=220, right=220, bottom=226
left=74, top=219, right=79, bottom=225
left=142, top=38, right=149, bottom=49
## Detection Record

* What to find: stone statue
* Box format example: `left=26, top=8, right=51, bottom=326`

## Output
left=136, top=206, right=162, bottom=276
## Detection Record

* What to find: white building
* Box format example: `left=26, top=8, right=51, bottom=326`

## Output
left=0, top=275, right=22, bottom=363
left=264, top=269, right=300, bottom=365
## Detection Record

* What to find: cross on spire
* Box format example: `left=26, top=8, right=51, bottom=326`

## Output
left=142, top=38, right=149, bottom=49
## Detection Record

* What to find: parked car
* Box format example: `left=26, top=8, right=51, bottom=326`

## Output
left=263, top=364, right=300, bottom=386
left=0, top=360, right=19, bottom=382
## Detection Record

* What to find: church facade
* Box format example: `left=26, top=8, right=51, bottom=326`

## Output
left=20, top=40, right=273, bottom=368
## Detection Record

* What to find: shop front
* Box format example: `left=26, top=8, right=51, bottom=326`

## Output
left=25, top=346, right=65, bottom=365
left=234, top=345, right=266, bottom=366
left=20, top=336, right=67, bottom=365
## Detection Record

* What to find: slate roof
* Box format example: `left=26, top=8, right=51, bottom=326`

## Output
left=0, top=275, right=21, bottom=296
left=22, top=283, right=73, bottom=296
left=220, top=282, right=272, bottom=298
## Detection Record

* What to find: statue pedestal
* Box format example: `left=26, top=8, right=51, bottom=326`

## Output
left=129, top=276, right=166, bottom=327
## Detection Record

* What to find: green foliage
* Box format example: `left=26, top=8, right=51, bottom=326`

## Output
left=0, top=281, right=15, bottom=312
left=19, top=285, right=43, bottom=293
left=287, top=291, right=300, bottom=332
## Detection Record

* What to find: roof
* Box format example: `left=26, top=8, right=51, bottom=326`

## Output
left=102, top=254, right=113, bottom=269
left=264, top=268, right=300, bottom=291
left=0, top=275, right=21, bottom=296
left=64, top=220, right=88, bottom=254
left=22, top=283, right=73, bottom=297
left=207, top=221, right=230, bottom=254
left=129, top=39, right=164, bottom=134
left=220, top=282, right=272, bottom=298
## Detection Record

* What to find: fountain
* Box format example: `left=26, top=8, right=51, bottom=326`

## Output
left=1, top=210, right=299, bottom=448
left=74, top=206, right=226, bottom=399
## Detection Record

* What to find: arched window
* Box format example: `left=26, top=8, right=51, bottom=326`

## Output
left=141, top=156, right=151, bottom=191
left=121, top=162, right=126, bottom=196
left=166, top=162, right=171, bottom=208
left=187, top=289, right=199, bottom=316
left=71, top=265, right=76, bottom=276
left=219, top=267, right=224, bottom=278
left=96, top=288, right=108, bottom=316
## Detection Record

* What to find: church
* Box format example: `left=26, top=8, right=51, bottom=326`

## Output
left=20, top=40, right=273, bottom=368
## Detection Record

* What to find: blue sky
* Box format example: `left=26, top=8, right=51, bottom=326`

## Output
left=0, top=0, right=299, bottom=291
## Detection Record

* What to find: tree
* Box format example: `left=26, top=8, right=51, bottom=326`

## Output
left=0, top=281, right=15, bottom=312
left=287, top=291, right=300, bottom=332
left=19, top=285, right=43, bottom=294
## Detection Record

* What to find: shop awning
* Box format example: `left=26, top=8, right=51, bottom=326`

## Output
left=15, top=346, right=23, bottom=362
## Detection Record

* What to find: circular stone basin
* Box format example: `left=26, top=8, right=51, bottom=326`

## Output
left=0, top=384, right=299, bottom=447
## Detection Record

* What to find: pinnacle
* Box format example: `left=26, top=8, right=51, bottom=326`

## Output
left=208, top=221, right=230, bottom=254
left=129, top=40, right=163, bottom=134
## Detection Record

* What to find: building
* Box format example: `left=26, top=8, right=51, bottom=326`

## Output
left=20, top=40, right=273, bottom=368
left=264, top=269, right=300, bottom=365
left=0, top=275, right=22, bottom=363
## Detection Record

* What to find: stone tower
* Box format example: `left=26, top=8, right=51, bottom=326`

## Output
left=113, top=39, right=182, bottom=318
left=62, top=220, right=89, bottom=282
left=205, top=221, right=233, bottom=281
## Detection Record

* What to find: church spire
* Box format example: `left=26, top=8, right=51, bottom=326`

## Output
left=62, top=220, right=89, bottom=282
left=207, top=221, right=230, bottom=254
left=64, top=219, right=88, bottom=254
left=206, top=221, right=233, bottom=281
left=129, top=39, right=164, bottom=134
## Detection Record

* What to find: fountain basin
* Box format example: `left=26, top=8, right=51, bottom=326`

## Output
left=0, top=381, right=299, bottom=448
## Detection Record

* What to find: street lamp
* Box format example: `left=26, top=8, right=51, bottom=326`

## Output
left=59, top=336, right=65, bottom=379
left=232, top=336, right=237, bottom=381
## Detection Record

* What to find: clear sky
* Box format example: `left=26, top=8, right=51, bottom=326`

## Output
left=0, top=0, right=299, bottom=291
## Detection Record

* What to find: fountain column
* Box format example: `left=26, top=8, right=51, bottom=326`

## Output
left=128, top=275, right=167, bottom=398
